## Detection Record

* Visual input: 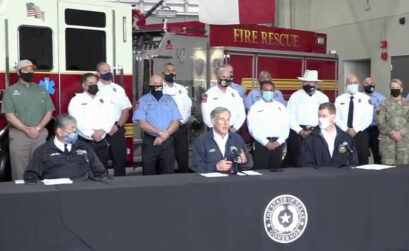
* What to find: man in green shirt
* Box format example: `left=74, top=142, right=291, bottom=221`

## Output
left=1, top=59, right=55, bottom=180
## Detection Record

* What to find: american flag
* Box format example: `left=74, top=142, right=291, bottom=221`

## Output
left=26, top=2, right=45, bottom=21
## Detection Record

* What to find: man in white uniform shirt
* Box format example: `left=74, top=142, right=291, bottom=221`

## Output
left=162, top=63, right=192, bottom=173
left=201, top=66, right=246, bottom=132
left=335, top=74, right=373, bottom=165
left=96, top=62, right=132, bottom=176
left=284, top=70, right=329, bottom=167
left=69, top=73, right=116, bottom=167
left=247, top=80, right=290, bottom=169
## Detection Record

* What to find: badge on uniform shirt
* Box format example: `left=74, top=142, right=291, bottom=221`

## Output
left=13, top=90, right=20, bottom=96
left=178, top=90, right=182, bottom=94
left=113, top=87, right=117, bottom=92
left=278, top=107, right=281, bottom=111
left=358, top=98, right=361, bottom=103
left=201, top=94, right=208, bottom=103
left=164, top=98, right=170, bottom=106
left=231, top=93, right=235, bottom=98
left=209, top=148, right=216, bottom=153
left=100, top=99, right=104, bottom=103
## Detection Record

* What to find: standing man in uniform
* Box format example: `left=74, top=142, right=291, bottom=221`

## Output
left=335, top=74, right=373, bottom=165
left=96, top=62, right=132, bottom=176
left=201, top=66, right=245, bottom=132
left=133, top=74, right=182, bottom=175
left=362, top=77, right=385, bottom=164
left=247, top=80, right=290, bottom=170
left=1, top=59, right=55, bottom=180
left=244, top=70, right=287, bottom=109
left=223, top=64, right=246, bottom=99
left=162, top=63, right=192, bottom=173
left=68, top=73, right=115, bottom=168
left=284, top=70, right=329, bottom=167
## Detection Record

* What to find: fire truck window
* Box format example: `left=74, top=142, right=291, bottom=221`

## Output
left=65, top=9, right=106, bottom=28
left=19, top=26, right=53, bottom=70
left=65, top=28, right=106, bottom=71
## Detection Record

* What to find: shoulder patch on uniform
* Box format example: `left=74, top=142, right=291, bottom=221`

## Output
left=201, top=94, right=208, bottom=103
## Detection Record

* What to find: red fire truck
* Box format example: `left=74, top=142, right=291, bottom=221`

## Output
left=0, top=0, right=337, bottom=180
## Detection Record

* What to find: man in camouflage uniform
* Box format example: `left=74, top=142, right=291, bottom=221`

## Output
left=376, top=79, right=409, bottom=165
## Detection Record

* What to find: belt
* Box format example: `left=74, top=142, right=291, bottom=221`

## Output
left=78, top=136, right=106, bottom=144
left=300, top=125, right=316, bottom=131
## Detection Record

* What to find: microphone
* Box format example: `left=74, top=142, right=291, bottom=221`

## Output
left=230, top=146, right=241, bottom=174
left=340, top=142, right=353, bottom=153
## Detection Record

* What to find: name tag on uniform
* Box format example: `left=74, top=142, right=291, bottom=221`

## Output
left=257, top=109, right=264, bottom=113
left=50, top=153, right=61, bottom=156
left=209, top=148, right=216, bottom=153
left=213, top=97, right=219, bottom=100
left=81, top=103, right=88, bottom=105
left=13, top=90, right=20, bottom=96
left=340, top=103, right=345, bottom=105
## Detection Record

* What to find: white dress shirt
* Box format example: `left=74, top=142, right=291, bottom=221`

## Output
left=287, top=89, right=329, bottom=133
left=54, top=137, right=71, bottom=152
left=321, top=128, right=337, bottom=158
left=97, top=81, right=132, bottom=121
left=163, top=82, right=192, bottom=124
left=334, top=92, right=373, bottom=132
left=247, top=99, right=290, bottom=146
left=213, top=129, right=229, bottom=157
left=201, top=85, right=246, bottom=129
left=68, top=92, right=115, bottom=140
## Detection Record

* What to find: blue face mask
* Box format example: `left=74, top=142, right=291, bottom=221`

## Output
left=100, top=72, right=113, bottom=81
left=262, top=91, right=274, bottom=102
left=347, top=84, right=359, bottom=95
left=64, top=131, right=78, bottom=144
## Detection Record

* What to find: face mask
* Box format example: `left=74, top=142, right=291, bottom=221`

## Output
left=364, top=85, right=375, bottom=94
left=164, top=73, right=176, bottom=83
left=218, top=79, right=231, bottom=87
left=87, top=85, right=98, bottom=95
left=262, top=91, right=274, bottom=102
left=319, top=117, right=331, bottom=130
left=303, top=84, right=315, bottom=94
left=150, top=85, right=163, bottom=100
left=230, top=74, right=234, bottom=81
left=347, top=84, right=359, bottom=95
left=390, top=89, right=401, bottom=97
left=20, top=72, right=33, bottom=82
left=64, top=131, right=78, bottom=144
left=100, top=72, right=113, bottom=81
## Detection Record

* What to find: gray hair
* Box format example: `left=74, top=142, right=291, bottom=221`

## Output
left=210, top=107, right=231, bottom=120
left=54, top=114, right=77, bottom=131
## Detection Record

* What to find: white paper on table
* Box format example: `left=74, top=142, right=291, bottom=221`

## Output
left=355, top=164, right=396, bottom=170
left=42, top=178, right=73, bottom=185
left=241, top=170, right=263, bottom=176
left=200, top=172, right=229, bottom=178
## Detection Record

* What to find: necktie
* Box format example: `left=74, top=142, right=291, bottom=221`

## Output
left=347, top=96, right=354, bottom=128
left=64, top=144, right=69, bottom=153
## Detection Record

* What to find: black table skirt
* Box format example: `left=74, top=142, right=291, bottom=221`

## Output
left=0, top=167, right=409, bottom=251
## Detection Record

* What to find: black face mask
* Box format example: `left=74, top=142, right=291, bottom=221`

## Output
left=87, top=85, right=99, bottom=95
left=150, top=85, right=163, bottom=100
left=303, top=85, right=315, bottom=94
left=390, top=89, right=401, bottom=97
left=218, top=79, right=231, bottom=87
left=20, top=71, right=33, bottom=82
left=364, top=85, right=375, bottom=94
left=164, top=73, right=176, bottom=83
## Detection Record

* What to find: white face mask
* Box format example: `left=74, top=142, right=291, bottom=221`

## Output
left=319, top=117, right=332, bottom=130
left=347, top=84, right=359, bottom=95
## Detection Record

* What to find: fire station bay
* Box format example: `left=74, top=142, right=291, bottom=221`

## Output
left=0, top=1, right=409, bottom=250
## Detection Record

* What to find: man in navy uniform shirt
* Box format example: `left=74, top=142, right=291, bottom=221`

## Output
left=193, top=107, right=252, bottom=173
left=300, top=103, right=358, bottom=168
left=133, top=74, right=182, bottom=175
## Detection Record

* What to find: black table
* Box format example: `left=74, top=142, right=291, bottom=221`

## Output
left=0, top=167, right=409, bottom=251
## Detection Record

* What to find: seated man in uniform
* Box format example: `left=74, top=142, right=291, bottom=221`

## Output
left=300, top=103, right=358, bottom=168
left=24, top=114, right=106, bottom=182
left=192, top=107, right=252, bottom=173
